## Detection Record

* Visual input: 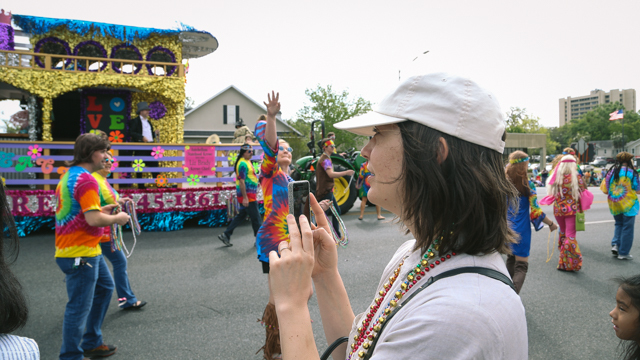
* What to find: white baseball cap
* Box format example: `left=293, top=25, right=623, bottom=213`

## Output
left=334, top=73, right=506, bottom=153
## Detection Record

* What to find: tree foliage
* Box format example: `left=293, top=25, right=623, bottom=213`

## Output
left=295, top=85, right=372, bottom=152
left=560, top=102, right=640, bottom=146
left=506, top=107, right=559, bottom=154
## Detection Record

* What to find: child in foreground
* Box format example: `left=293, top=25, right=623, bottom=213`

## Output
left=611, top=275, right=640, bottom=360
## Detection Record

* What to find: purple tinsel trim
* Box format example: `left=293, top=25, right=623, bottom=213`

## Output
left=110, top=43, right=142, bottom=74
left=145, top=46, right=176, bottom=76
left=73, top=40, right=107, bottom=71
left=80, top=89, right=132, bottom=139
left=34, top=37, right=71, bottom=68
left=149, top=101, right=167, bottom=120
left=0, top=23, right=14, bottom=50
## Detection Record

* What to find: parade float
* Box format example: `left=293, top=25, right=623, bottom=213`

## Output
left=0, top=12, right=258, bottom=236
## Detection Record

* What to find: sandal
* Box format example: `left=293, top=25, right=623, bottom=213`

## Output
left=122, top=300, right=147, bottom=310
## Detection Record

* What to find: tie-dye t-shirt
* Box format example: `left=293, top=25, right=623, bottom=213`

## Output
left=254, top=121, right=293, bottom=263
left=55, top=166, right=103, bottom=258
left=92, top=172, right=120, bottom=243
left=236, top=157, right=259, bottom=203
left=603, top=167, right=639, bottom=216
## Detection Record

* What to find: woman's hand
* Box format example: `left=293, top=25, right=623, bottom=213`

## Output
left=263, top=91, right=280, bottom=117
left=318, top=199, right=331, bottom=212
left=309, top=194, right=339, bottom=279
left=549, top=222, right=558, bottom=232
left=269, top=214, right=315, bottom=309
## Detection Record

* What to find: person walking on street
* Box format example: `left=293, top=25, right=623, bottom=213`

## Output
left=545, top=155, right=586, bottom=271
left=601, top=152, right=639, bottom=260
left=356, top=160, right=384, bottom=221
left=505, top=151, right=557, bottom=293
left=55, top=134, right=130, bottom=360
left=315, top=139, right=354, bottom=237
left=218, top=144, right=262, bottom=246
left=93, top=151, right=147, bottom=310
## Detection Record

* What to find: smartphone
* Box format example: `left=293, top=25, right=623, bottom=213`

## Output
left=288, top=180, right=310, bottom=227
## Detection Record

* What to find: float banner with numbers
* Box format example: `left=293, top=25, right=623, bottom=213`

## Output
left=6, top=187, right=237, bottom=217
left=184, top=145, right=216, bottom=176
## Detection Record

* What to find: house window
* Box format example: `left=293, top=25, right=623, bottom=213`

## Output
left=604, top=149, right=606, bottom=154
left=223, top=105, right=240, bottom=125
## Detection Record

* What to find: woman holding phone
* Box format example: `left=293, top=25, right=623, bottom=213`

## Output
left=267, top=74, right=527, bottom=359
left=254, top=92, right=329, bottom=359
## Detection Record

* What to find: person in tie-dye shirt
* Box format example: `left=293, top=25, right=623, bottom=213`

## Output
left=93, top=151, right=146, bottom=311
left=601, top=152, right=639, bottom=260
left=254, top=92, right=330, bottom=360
left=504, top=151, right=557, bottom=293
left=55, top=134, right=130, bottom=360
left=217, top=143, right=262, bottom=246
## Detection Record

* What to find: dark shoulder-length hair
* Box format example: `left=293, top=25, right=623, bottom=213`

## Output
left=506, top=151, right=530, bottom=197
left=234, top=145, right=252, bottom=174
left=0, top=184, right=29, bottom=333
left=67, top=133, right=110, bottom=167
left=397, top=121, right=518, bottom=256
left=614, top=275, right=640, bottom=360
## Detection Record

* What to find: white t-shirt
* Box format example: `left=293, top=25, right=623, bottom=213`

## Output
left=347, top=240, right=528, bottom=360
left=140, top=116, right=153, bottom=142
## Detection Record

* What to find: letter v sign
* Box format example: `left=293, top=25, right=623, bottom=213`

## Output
left=88, top=114, right=102, bottom=128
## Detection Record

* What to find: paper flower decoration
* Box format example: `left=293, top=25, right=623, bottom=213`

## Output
left=149, top=101, right=167, bottom=120
left=151, top=146, right=165, bottom=159
left=227, top=152, right=238, bottom=164
left=109, top=130, right=124, bottom=143
left=252, top=161, right=260, bottom=174
left=89, top=129, right=100, bottom=135
left=110, top=158, right=119, bottom=171
left=156, top=174, right=168, bottom=187
left=133, top=159, right=145, bottom=172
left=187, top=174, right=200, bottom=186
left=28, top=144, right=42, bottom=159
left=57, top=166, right=68, bottom=175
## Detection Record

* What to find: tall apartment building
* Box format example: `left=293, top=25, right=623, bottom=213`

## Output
left=559, top=89, right=636, bottom=127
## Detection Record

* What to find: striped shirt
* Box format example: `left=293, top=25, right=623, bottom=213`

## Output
left=0, top=334, right=39, bottom=360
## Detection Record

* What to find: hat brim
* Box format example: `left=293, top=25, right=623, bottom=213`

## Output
left=334, top=111, right=406, bottom=136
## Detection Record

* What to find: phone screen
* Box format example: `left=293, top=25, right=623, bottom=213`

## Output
left=291, top=181, right=310, bottom=226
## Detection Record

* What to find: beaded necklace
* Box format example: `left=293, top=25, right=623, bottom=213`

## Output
left=349, top=237, right=456, bottom=359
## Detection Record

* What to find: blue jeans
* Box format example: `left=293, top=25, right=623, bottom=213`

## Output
left=223, top=201, right=262, bottom=240
left=612, top=214, right=636, bottom=256
left=56, top=255, right=114, bottom=360
left=100, top=242, right=138, bottom=308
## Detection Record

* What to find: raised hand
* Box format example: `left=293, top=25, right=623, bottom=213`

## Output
left=263, top=91, right=280, bottom=117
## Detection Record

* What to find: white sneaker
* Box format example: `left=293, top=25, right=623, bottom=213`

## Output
left=618, top=254, right=633, bottom=260
left=612, top=245, right=619, bottom=256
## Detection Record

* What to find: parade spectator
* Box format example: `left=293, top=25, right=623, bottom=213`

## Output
left=540, top=168, right=549, bottom=186
left=601, top=152, right=639, bottom=260
left=129, top=102, right=159, bottom=182
left=0, top=180, right=39, bottom=359
left=356, top=160, right=384, bottom=221
left=253, top=92, right=330, bottom=359
left=268, top=73, right=527, bottom=359
left=55, top=134, right=130, bottom=360
left=232, top=118, right=254, bottom=144
left=505, top=151, right=556, bottom=293
left=545, top=155, right=586, bottom=271
left=610, top=275, right=640, bottom=360
left=315, top=138, right=354, bottom=237
left=93, top=151, right=147, bottom=310
left=217, top=144, right=262, bottom=246
left=584, top=171, right=592, bottom=187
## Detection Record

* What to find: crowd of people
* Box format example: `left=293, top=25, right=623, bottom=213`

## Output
left=1, top=73, right=639, bottom=360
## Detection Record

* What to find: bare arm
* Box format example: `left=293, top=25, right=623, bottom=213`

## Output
left=325, top=167, right=355, bottom=179
left=314, top=270, right=355, bottom=360
left=239, top=179, right=248, bottom=206
left=85, top=210, right=129, bottom=227
left=263, top=91, right=280, bottom=150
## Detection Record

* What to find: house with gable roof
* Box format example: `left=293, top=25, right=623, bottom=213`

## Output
left=183, top=85, right=301, bottom=143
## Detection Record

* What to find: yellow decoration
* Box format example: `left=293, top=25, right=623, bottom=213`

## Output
left=363, top=342, right=370, bottom=349
left=395, top=291, right=403, bottom=299
left=400, top=283, right=407, bottom=290
left=384, top=308, right=391, bottom=315
left=407, top=274, right=414, bottom=281
left=358, top=351, right=365, bottom=358
left=373, top=324, right=381, bottom=332
left=390, top=300, right=397, bottom=307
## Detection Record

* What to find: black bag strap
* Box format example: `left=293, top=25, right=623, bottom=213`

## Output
left=354, top=266, right=515, bottom=360
left=320, top=336, right=349, bottom=360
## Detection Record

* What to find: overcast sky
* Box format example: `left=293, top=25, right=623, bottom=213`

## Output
left=6, top=0, right=640, bottom=129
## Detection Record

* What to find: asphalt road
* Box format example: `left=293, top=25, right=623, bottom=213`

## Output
left=10, top=187, right=639, bottom=359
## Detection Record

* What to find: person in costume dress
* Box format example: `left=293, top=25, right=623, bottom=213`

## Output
left=266, top=74, right=528, bottom=359
left=92, top=151, right=147, bottom=310
left=254, top=92, right=330, bottom=360
left=601, top=152, right=639, bottom=260
left=505, top=151, right=557, bottom=294
left=546, top=155, right=586, bottom=271
left=356, top=161, right=384, bottom=221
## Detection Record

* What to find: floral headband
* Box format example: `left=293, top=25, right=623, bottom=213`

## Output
left=323, top=140, right=335, bottom=148
left=240, top=144, right=253, bottom=151
left=509, top=157, right=529, bottom=164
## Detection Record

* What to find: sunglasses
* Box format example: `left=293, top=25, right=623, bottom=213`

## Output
left=104, top=159, right=114, bottom=163
left=279, top=146, right=293, bottom=152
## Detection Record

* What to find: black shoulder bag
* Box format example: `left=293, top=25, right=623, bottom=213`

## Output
left=319, top=266, right=516, bottom=360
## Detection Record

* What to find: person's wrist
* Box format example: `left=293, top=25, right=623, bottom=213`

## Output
left=312, top=266, right=340, bottom=283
